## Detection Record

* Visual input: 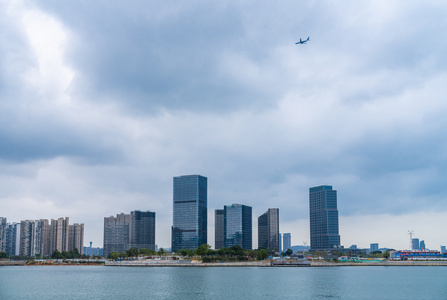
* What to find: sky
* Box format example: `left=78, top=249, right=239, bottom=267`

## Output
left=1, top=0, right=447, bottom=251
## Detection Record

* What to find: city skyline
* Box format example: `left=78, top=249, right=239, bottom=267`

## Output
left=1, top=1, right=447, bottom=251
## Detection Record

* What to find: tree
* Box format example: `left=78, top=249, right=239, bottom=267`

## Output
left=126, top=247, right=139, bottom=258
left=51, top=250, right=63, bottom=259
left=0, top=252, right=7, bottom=259
left=157, top=248, right=167, bottom=256
left=139, top=248, right=156, bottom=256
left=285, top=249, right=293, bottom=256
left=257, top=249, right=269, bottom=260
left=197, top=244, right=211, bottom=257
left=109, top=252, right=122, bottom=260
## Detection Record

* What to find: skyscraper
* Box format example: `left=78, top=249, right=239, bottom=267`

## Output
left=283, top=233, right=291, bottom=252
left=224, top=204, right=252, bottom=250
left=258, top=208, right=279, bottom=252
left=215, top=209, right=225, bottom=250
left=420, top=240, right=425, bottom=250
left=309, top=185, right=340, bottom=250
left=370, top=243, right=379, bottom=252
left=172, top=175, right=207, bottom=253
left=5, top=223, right=21, bottom=256
left=131, top=210, right=156, bottom=250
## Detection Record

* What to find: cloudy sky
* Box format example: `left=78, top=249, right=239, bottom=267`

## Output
left=1, top=0, right=447, bottom=250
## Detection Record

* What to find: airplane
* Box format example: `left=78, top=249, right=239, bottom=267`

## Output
left=296, top=36, right=310, bottom=45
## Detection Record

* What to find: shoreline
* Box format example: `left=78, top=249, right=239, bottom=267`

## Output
left=2, top=260, right=447, bottom=267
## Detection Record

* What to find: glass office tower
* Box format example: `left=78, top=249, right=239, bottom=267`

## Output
left=224, top=204, right=252, bottom=250
left=258, top=208, right=279, bottom=252
left=214, top=209, right=225, bottom=250
left=172, top=175, right=207, bottom=253
left=131, top=210, right=156, bottom=250
left=309, top=185, right=340, bottom=250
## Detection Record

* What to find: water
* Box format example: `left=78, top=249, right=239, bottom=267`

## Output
left=1, top=266, right=446, bottom=299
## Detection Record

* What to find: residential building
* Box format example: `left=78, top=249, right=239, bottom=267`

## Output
left=103, top=213, right=132, bottom=256
left=258, top=208, right=279, bottom=252
left=224, top=204, right=252, bottom=250
left=309, top=185, right=340, bottom=250
left=0, top=217, right=6, bottom=252
left=68, top=223, right=85, bottom=255
left=214, top=209, right=224, bottom=250
left=441, top=246, right=446, bottom=254
left=172, top=175, right=207, bottom=253
left=370, top=243, right=379, bottom=252
left=5, top=223, right=21, bottom=256
left=412, top=238, right=420, bottom=250
left=49, top=217, right=70, bottom=254
left=283, top=233, right=292, bottom=252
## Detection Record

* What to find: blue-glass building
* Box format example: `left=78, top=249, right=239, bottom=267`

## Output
left=214, top=209, right=225, bottom=250
left=224, top=204, right=252, bottom=250
left=258, top=208, right=280, bottom=252
left=172, top=175, right=207, bottom=253
left=309, top=185, right=340, bottom=250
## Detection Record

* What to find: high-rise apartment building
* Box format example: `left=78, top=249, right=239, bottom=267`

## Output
left=309, top=185, right=340, bottom=250
left=258, top=208, right=279, bottom=252
left=5, top=223, right=21, bottom=256
left=283, top=233, right=291, bottom=252
left=0, top=217, right=6, bottom=253
left=224, top=204, right=252, bottom=250
left=215, top=209, right=225, bottom=250
left=441, top=246, right=446, bottom=254
left=172, top=175, right=207, bottom=253
left=104, top=213, right=132, bottom=256
left=49, top=217, right=70, bottom=254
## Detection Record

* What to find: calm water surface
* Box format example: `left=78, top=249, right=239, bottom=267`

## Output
left=1, top=265, right=446, bottom=299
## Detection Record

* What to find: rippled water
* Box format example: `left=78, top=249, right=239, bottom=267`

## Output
left=1, top=265, right=446, bottom=299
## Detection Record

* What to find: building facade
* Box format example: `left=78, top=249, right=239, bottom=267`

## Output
left=5, top=223, right=21, bottom=256
left=309, top=185, right=340, bottom=250
left=103, top=210, right=156, bottom=257
left=224, top=204, right=252, bottom=250
left=172, top=175, right=207, bottom=253
left=214, top=209, right=225, bottom=250
left=412, top=238, right=420, bottom=250
left=370, top=243, right=379, bottom=252
left=103, top=213, right=132, bottom=256
left=131, top=210, right=156, bottom=250
left=283, top=233, right=292, bottom=252
left=0, top=217, right=6, bottom=253
left=258, top=208, right=279, bottom=252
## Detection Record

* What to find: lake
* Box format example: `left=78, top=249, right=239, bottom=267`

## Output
left=0, top=265, right=446, bottom=299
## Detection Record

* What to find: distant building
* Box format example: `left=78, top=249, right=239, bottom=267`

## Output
left=420, top=240, right=425, bottom=250
left=83, top=242, right=103, bottom=257
left=309, top=185, right=340, bottom=250
left=291, top=245, right=310, bottom=252
left=412, top=238, right=420, bottom=250
left=370, top=243, right=379, bottom=252
left=279, top=234, right=282, bottom=253
left=349, top=245, right=358, bottom=249
left=224, top=204, right=252, bottom=250
left=391, top=249, right=442, bottom=260
left=172, top=175, right=207, bottom=253
left=283, top=233, right=291, bottom=252
left=258, top=208, right=279, bottom=252
left=214, top=209, right=225, bottom=250
left=441, top=246, right=446, bottom=254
